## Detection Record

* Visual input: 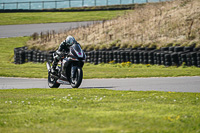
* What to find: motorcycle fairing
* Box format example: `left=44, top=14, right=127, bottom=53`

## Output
left=69, top=44, right=86, bottom=60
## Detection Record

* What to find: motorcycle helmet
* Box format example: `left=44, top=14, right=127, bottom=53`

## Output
left=65, top=35, right=76, bottom=46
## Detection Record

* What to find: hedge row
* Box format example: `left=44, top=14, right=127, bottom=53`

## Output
left=14, top=46, right=200, bottom=67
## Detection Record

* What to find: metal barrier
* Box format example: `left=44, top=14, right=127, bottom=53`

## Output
left=1, top=0, right=82, bottom=10
left=0, top=0, right=164, bottom=10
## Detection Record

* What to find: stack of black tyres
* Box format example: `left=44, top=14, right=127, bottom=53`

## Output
left=113, top=51, right=118, bottom=63
left=14, top=47, right=27, bottom=64
left=27, top=50, right=33, bottom=62
left=148, top=50, right=155, bottom=65
left=39, top=51, right=48, bottom=63
left=109, top=51, right=113, bottom=63
left=47, top=51, right=55, bottom=63
left=93, top=51, right=98, bottom=64
left=102, top=51, right=106, bottom=63
left=36, top=51, right=41, bottom=63
left=32, top=50, right=37, bottom=63
left=134, top=50, right=139, bottom=64
left=90, top=51, right=94, bottom=64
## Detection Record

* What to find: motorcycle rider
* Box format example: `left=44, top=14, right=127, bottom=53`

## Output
left=51, top=35, right=77, bottom=74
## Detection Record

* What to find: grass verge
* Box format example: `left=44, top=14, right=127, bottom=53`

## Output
left=0, top=88, right=200, bottom=132
left=0, top=10, right=126, bottom=25
left=0, top=37, right=200, bottom=78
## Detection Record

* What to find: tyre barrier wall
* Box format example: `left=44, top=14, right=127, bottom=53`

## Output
left=14, top=46, right=200, bottom=67
left=14, top=47, right=55, bottom=64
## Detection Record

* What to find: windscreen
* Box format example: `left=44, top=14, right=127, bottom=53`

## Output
left=71, top=43, right=82, bottom=53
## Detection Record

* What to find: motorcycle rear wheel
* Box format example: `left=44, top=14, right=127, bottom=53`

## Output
left=71, top=67, right=83, bottom=88
left=48, top=73, right=60, bottom=88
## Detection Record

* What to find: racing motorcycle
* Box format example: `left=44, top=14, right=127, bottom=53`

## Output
left=46, top=43, right=86, bottom=88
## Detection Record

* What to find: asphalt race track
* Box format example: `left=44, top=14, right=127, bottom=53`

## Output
left=0, top=77, right=200, bottom=92
left=0, top=21, right=101, bottom=38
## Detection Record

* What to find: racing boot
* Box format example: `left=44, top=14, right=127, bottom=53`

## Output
left=51, top=61, right=57, bottom=75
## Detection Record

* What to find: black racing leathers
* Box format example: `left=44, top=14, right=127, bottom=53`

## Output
left=52, top=40, right=71, bottom=70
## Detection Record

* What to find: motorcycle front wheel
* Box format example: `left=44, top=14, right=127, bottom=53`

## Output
left=71, top=67, right=83, bottom=88
left=48, top=72, right=60, bottom=88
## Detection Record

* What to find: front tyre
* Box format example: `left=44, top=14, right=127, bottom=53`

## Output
left=48, top=72, right=60, bottom=88
left=71, top=67, right=83, bottom=88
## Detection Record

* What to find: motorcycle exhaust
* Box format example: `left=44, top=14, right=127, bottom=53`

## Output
left=57, top=79, right=70, bottom=85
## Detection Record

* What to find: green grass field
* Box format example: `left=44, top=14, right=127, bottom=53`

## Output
left=0, top=11, right=126, bottom=25
left=0, top=37, right=200, bottom=78
left=0, top=88, right=199, bottom=133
